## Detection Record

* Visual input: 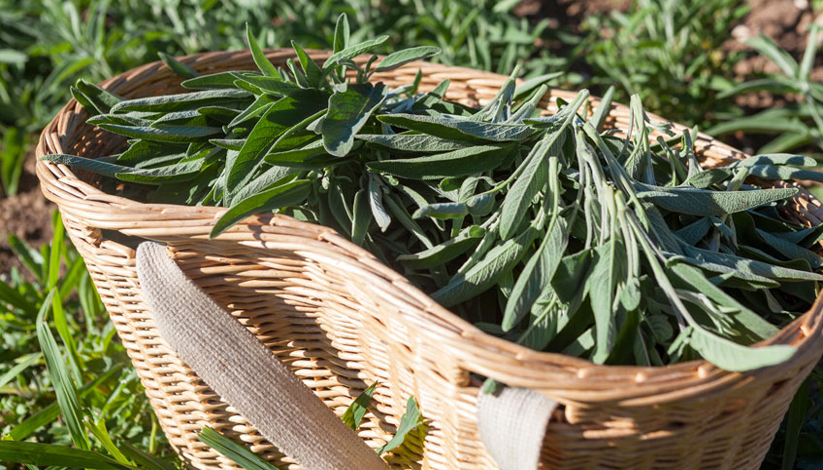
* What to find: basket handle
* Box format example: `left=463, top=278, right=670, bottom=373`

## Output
left=477, top=387, right=558, bottom=470
left=135, top=242, right=388, bottom=470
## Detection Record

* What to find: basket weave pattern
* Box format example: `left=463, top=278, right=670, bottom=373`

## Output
left=36, top=49, right=823, bottom=470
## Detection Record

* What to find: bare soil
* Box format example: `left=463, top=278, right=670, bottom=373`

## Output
left=0, top=152, right=55, bottom=277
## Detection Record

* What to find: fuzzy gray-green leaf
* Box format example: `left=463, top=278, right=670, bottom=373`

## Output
left=321, top=83, right=386, bottom=157
left=368, top=144, right=512, bottom=180
left=636, top=183, right=798, bottom=216
left=378, top=113, right=533, bottom=142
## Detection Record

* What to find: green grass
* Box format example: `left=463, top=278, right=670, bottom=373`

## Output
left=577, top=0, right=748, bottom=129
left=3, top=0, right=823, bottom=468
left=0, top=213, right=177, bottom=469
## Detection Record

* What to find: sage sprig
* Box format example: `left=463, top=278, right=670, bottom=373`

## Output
left=45, top=16, right=823, bottom=372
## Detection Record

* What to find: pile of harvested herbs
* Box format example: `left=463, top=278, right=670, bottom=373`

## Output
left=44, top=17, right=823, bottom=372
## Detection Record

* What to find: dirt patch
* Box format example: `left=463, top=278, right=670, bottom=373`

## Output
left=0, top=152, right=55, bottom=278
left=729, top=0, right=822, bottom=78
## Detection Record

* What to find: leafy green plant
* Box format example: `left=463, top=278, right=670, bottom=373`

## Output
left=43, top=20, right=823, bottom=373
left=578, top=0, right=747, bottom=128
left=709, top=25, right=823, bottom=157
left=0, top=213, right=177, bottom=469
left=0, top=127, right=27, bottom=197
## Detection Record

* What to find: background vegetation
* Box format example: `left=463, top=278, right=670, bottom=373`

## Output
left=1, top=0, right=822, bottom=468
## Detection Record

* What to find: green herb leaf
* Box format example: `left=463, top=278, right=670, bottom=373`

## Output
left=182, top=71, right=242, bottom=90
left=368, top=144, right=512, bottom=180
left=341, top=382, right=378, bottom=431
left=158, top=52, right=198, bottom=79
left=226, top=90, right=326, bottom=198
left=397, top=226, right=484, bottom=269
left=374, top=46, right=441, bottom=72
left=502, top=218, right=566, bottom=331
left=111, top=89, right=250, bottom=113
left=246, top=24, right=280, bottom=78
left=499, top=139, right=549, bottom=239
left=211, top=178, right=311, bottom=238
left=377, top=396, right=424, bottom=455
left=320, top=83, right=386, bottom=156
left=378, top=113, right=533, bottom=142
left=357, top=133, right=467, bottom=152
left=636, top=184, right=798, bottom=216
left=432, top=226, right=538, bottom=307
left=323, top=36, right=390, bottom=70
left=688, top=325, right=796, bottom=372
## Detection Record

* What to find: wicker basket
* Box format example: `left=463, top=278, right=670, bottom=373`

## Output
left=36, top=49, right=823, bottom=470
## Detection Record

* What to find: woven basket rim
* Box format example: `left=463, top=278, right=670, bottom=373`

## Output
left=35, top=48, right=823, bottom=403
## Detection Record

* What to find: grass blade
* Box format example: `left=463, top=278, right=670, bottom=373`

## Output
left=198, top=427, right=281, bottom=470
left=35, top=289, right=89, bottom=450
left=0, top=353, right=41, bottom=389
left=0, top=441, right=136, bottom=470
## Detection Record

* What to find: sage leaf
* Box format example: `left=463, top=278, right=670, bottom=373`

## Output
left=231, top=73, right=304, bottom=96
left=97, top=123, right=223, bottom=143
left=246, top=24, right=280, bottom=78
left=158, top=52, right=198, bottom=79
left=432, top=226, right=538, bottom=307
left=226, top=90, right=326, bottom=198
left=746, top=165, right=823, bottom=183
left=357, top=133, right=467, bottom=152
left=374, top=46, right=441, bottom=72
left=211, top=178, right=311, bottom=238
left=732, top=153, right=817, bottom=168
left=369, top=174, right=391, bottom=232
left=499, top=140, right=550, bottom=239
left=351, top=189, right=372, bottom=246
left=320, top=83, right=386, bottom=157
left=378, top=113, right=533, bottom=142
left=688, top=325, right=796, bottom=372
left=71, top=79, right=121, bottom=115
left=291, top=41, right=323, bottom=87
left=333, top=13, right=350, bottom=53
left=412, top=202, right=468, bottom=219
left=182, top=71, right=241, bottom=90
left=636, top=183, right=798, bottom=216
left=589, top=238, right=625, bottom=363
left=668, top=262, right=778, bottom=340
left=755, top=228, right=823, bottom=269
left=323, top=36, right=390, bottom=70
left=502, top=218, right=567, bottom=331
left=111, top=89, right=250, bottom=113
left=680, top=245, right=823, bottom=282
left=367, top=144, right=512, bottom=180
left=397, top=226, right=484, bottom=269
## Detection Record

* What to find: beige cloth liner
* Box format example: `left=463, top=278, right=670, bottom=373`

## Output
left=477, top=387, right=557, bottom=470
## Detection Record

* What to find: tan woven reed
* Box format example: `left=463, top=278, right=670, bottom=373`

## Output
left=36, top=49, right=823, bottom=470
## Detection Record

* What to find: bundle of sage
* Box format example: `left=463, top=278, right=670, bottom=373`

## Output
left=44, top=17, right=823, bottom=372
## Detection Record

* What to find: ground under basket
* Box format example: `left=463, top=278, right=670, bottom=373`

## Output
left=36, top=49, right=823, bottom=470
